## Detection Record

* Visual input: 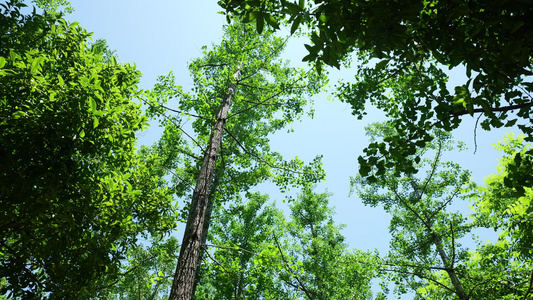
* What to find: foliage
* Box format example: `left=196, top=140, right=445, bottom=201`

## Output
left=283, top=186, right=377, bottom=299
left=220, top=0, right=533, bottom=192
left=471, top=133, right=533, bottom=259
left=143, top=23, right=326, bottom=206
left=0, top=2, right=176, bottom=298
left=30, top=0, right=74, bottom=15
left=94, top=235, right=179, bottom=300
left=195, top=192, right=292, bottom=299
left=196, top=187, right=378, bottom=299
left=143, top=22, right=326, bottom=298
left=353, top=123, right=533, bottom=299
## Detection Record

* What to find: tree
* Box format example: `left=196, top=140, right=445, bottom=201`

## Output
left=471, top=133, right=533, bottom=259
left=140, top=22, right=326, bottom=299
left=30, top=0, right=74, bottom=16
left=195, top=187, right=378, bottom=300
left=220, top=0, right=533, bottom=191
left=282, top=186, right=377, bottom=299
left=0, top=2, right=176, bottom=297
left=353, top=123, right=533, bottom=299
left=195, top=192, right=293, bottom=299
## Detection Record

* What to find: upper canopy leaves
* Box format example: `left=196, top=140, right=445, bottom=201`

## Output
left=221, top=0, right=533, bottom=192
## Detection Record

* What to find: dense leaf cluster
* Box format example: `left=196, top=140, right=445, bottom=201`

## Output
left=0, top=2, right=176, bottom=297
left=221, top=0, right=533, bottom=191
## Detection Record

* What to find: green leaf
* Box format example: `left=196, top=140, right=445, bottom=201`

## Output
left=265, top=14, right=280, bottom=30
left=90, top=98, right=97, bottom=113
left=0, top=57, right=5, bottom=68
left=31, top=57, right=45, bottom=73
left=291, top=15, right=302, bottom=35
left=256, top=12, right=264, bottom=34
left=316, top=60, right=322, bottom=74
left=284, top=2, right=302, bottom=14
left=93, top=116, right=99, bottom=128
left=375, top=59, right=389, bottom=71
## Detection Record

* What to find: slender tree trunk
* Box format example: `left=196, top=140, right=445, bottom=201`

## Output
left=190, top=170, right=221, bottom=294
left=432, top=235, right=468, bottom=300
left=168, top=65, right=241, bottom=300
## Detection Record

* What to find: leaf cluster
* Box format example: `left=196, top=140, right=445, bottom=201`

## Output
left=0, top=2, right=176, bottom=297
left=221, top=0, right=533, bottom=193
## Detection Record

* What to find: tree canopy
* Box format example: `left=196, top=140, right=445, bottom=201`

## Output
left=0, top=1, right=176, bottom=297
left=3, top=1, right=533, bottom=299
left=220, top=0, right=533, bottom=191
left=353, top=123, right=533, bottom=299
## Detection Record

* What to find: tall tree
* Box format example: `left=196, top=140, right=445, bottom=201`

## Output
left=0, top=2, right=176, bottom=297
left=353, top=123, right=533, bottom=299
left=141, top=23, right=325, bottom=299
left=221, top=0, right=533, bottom=191
left=283, top=186, right=377, bottom=299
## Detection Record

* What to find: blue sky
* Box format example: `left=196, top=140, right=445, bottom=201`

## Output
left=54, top=0, right=518, bottom=296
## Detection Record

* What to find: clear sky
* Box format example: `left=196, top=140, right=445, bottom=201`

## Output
left=54, top=0, right=517, bottom=297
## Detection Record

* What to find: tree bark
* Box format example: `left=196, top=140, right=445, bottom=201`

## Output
left=432, top=235, right=468, bottom=300
left=168, top=65, right=241, bottom=300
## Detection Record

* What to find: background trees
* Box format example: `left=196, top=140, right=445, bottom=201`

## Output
left=353, top=123, right=533, bottom=299
left=196, top=187, right=378, bottom=300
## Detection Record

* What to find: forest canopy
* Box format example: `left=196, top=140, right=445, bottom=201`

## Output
left=1, top=0, right=532, bottom=299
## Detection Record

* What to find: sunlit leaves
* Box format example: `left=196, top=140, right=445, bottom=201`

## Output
left=0, top=2, right=173, bottom=297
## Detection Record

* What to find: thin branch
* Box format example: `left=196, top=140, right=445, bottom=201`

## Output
left=428, top=188, right=460, bottom=223
left=418, top=134, right=443, bottom=203
left=272, top=233, right=317, bottom=300
left=97, top=254, right=158, bottom=290
left=450, top=221, right=456, bottom=268
left=202, top=246, right=239, bottom=284
left=379, top=267, right=455, bottom=294
left=238, top=35, right=291, bottom=83
left=378, top=261, right=449, bottom=272
left=523, top=269, right=533, bottom=300
left=197, top=63, right=229, bottom=68
left=238, top=82, right=271, bottom=91
left=391, top=187, right=432, bottom=232
left=143, top=99, right=205, bottom=152
left=450, top=101, right=533, bottom=117
left=228, top=89, right=285, bottom=118
left=203, top=244, right=274, bottom=261
left=157, top=164, right=194, bottom=190
left=223, top=128, right=309, bottom=175
left=466, top=275, right=497, bottom=299
left=473, top=113, right=482, bottom=154
left=241, top=97, right=287, bottom=106
left=518, top=85, right=533, bottom=100
left=159, top=104, right=206, bottom=120
left=377, top=54, right=421, bottom=85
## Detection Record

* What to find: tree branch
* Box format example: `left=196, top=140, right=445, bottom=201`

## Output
left=450, top=102, right=533, bottom=117
left=272, top=233, right=317, bottom=300
left=522, top=269, right=533, bottom=300
left=379, top=267, right=455, bottom=294
left=97, top=254, right=158, bottom=290
left=223, top=128, right=309, bottom=175
left=159, top=104, right=207, bottom=120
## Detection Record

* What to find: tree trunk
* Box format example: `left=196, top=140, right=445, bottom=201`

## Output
left=168, top=65, right=241, bottom=300
left=432, top=235, right=468, bottom=300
